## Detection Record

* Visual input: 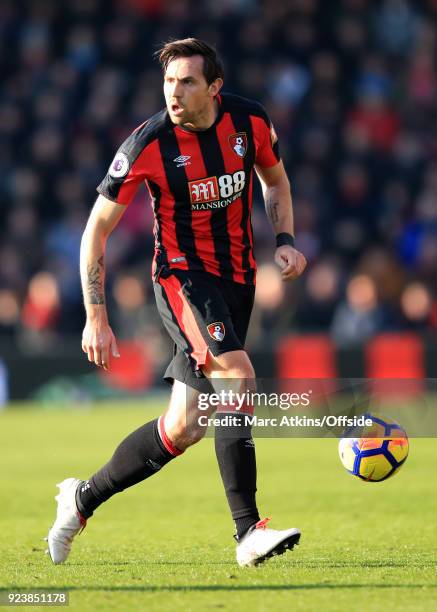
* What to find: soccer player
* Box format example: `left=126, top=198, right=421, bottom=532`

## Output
left=47, top=38, right=307, bottom=567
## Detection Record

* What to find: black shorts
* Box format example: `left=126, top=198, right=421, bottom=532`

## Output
left=153, top=267, right=255, bottom=392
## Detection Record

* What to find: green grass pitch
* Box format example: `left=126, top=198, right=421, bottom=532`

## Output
left=1, top=401, right=436, bottom=611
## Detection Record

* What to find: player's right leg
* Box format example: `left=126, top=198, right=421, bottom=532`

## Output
left=46, top=266, right=216, bottom=565
left=46, top=380, right=208, bottom=564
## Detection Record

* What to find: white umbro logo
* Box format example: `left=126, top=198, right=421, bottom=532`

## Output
left=173, top=155, right=191, bottom=167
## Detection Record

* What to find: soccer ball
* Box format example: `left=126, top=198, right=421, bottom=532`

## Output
left=338, top=413, right=409, bottom=482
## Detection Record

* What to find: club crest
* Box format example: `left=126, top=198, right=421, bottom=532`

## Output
left=207, top=321, right=226, bottom=342
left=229, top=132, right=247, bottom=158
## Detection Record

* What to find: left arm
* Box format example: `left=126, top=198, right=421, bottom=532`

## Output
left=256, top=161, right=307, bottom=281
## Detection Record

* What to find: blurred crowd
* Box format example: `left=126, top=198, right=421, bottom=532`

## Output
left=1, top=0, right=437, bottom=359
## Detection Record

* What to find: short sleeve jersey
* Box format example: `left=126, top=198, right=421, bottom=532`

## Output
left=97, top=92, right=280, bottom=285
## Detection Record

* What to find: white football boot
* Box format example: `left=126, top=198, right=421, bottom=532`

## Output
left=46, top=478, right=87, bottom=564
left=236, top=518, right=301, bottom=567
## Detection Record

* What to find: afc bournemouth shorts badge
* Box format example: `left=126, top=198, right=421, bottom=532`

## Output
left=229, top=132, right=247, bottom=158
left=207, top=322, right=225, bottom=342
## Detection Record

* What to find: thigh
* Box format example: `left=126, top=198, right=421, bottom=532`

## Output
left=163, top=348, right=213, bottom=393
left=225, top=279, right=256, bottom=347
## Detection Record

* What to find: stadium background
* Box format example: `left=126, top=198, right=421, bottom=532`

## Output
left=1, top=0, right=437, bottom=401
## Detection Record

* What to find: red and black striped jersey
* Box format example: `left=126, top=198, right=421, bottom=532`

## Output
left=97, top=92, right=280, bottom=285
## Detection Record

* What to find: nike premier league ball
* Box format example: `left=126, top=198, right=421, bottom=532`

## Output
left=339, top=414, right=409, bottom=482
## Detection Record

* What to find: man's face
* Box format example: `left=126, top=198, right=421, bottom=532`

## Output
left=163, top=55, right=219, bottom=126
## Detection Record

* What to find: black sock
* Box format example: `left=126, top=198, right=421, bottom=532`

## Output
left=235, top=515, right=259, bottom=540
left=76, top=418, right=177, bottom=518
left=214, top=413, right=260, bottom=540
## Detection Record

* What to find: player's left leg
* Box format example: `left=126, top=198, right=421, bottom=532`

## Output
left=202, top=350, right=260, bottom=540
left=202, top=350, right=301, bottom=567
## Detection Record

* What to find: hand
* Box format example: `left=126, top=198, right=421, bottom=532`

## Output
left=82, top=319, right=120, bottom=370
left=274, top=245, right=307, bottom=281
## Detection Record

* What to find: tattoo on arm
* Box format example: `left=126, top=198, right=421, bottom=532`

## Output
left=86, top=256, right=105, bottom=304
left=266, top=199, right=280, bottom=224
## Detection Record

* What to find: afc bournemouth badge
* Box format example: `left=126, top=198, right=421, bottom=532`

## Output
left=207, top=322, right=226, bottom=342
left=229, top=132, right=247, bottom=158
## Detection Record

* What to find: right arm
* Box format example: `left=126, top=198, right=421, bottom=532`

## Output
left=80, top=194, right=127, bottom=370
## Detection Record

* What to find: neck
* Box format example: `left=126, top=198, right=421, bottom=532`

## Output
left=182, top=97, right=219, bottom=131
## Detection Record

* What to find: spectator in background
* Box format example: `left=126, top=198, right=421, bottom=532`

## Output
left=399, top=187, right=437, bottom=278
left=20, top=271, right=61, bottom=348
left=0, top=245, right=27, bottom=294
left=400, top=281, right=433, bottom=328
left=296, top=259, right=343, bottom=331
left=246, top=263, right=288, bottom=347
left=0, top=289, right=20, bottom=338
left=347, top=91, right=400, bottom=153
left=330, top=274, right=385, bottom=347
left=373, top=0, right=420, bottom=56
left=6, top=203, right=42, bottom=274
left=0, top=0, right=436, bottom=349
left=111, top=271, right=169, bottom=372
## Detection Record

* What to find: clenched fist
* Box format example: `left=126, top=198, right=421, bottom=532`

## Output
left=274, top=245, right=307, bottom=281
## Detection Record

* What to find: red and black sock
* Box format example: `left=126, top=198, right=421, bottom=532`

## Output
left=76, top=417, right=181, bottom=518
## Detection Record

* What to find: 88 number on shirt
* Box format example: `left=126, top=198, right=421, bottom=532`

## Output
left=218, top=171, right=246, bottom=197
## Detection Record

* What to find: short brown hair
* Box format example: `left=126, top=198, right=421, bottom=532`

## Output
left=156, top=38, right=224, bottom=85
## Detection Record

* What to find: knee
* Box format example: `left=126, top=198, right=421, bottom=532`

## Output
left=206, top=350, right=256, bottom=380
left=225, top=362, right=256, bottom=380
left=164, top=414, right=206, bottom=451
